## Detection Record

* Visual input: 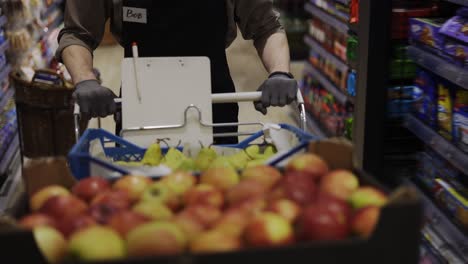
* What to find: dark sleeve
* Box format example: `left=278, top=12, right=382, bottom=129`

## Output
left=55, top=0, right=111, bottom=61
left=234, top=0, right=285, bottom=48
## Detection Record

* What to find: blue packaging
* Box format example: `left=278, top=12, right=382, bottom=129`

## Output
left=414, top=70, right=438, bottom=128
left=453, top=88, right=468, bottom=153
left=347, top=70, right=357, bottom=97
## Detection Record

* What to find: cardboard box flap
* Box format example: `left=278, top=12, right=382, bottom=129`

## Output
left=22, top=157, right=77, bottom=197
left=308, top=138, right=354, bottom=170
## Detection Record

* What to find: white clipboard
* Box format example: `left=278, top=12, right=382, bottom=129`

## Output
left=121, top=56, right=213, bottom=148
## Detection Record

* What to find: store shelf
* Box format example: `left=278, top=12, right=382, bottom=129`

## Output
left=0, top=16, right=7, bottom=28
left=288, top=105, right=327, bottom=138
left=305, top=2, right=349, bottom=34
left=443, top=0, right=468, bottom=6
left=304, top=62, right=350, bottom=105
left=407, top=46, right=468, bottom=90
left=404, top=114, right=468, bottom=175
left=0, top=65, right=11, bottom=84
left=404, top=178, right=468, bottom=262
left=334, top=0, right=351, bottom=5
left=305, top=35, right=348, bottom=69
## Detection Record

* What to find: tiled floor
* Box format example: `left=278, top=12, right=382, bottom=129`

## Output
left=91, top=33, right=304, bottom=140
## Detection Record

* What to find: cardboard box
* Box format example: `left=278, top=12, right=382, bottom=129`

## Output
left=0, top=139, right=423, bottom=264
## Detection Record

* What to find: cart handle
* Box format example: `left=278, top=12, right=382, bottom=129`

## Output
left=74, top=90, right=306, bottom=142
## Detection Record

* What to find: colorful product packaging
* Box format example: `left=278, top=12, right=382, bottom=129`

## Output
left=437, top=80, right=454, bottom=141
left=434, top=179, right=468, bottom=229
left=439, top=8, right=468, bottom=67
left=414, top=69, right=438, bottom=128
left=409, top=17, right=447, bottom=51
left=453, top=89, right=468, bottom=153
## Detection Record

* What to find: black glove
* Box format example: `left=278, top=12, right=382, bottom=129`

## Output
left=73, top=80, right=117, bottom=118
left=254, top=72, right=298, bottom=115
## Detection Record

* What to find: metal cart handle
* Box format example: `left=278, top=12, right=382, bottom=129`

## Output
left=74, top=90, right=306, bottom=142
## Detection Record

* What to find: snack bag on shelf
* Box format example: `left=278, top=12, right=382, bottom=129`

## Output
left=414, top=69, right=438, bottom=128
left=439, top=8, right=468, bottom=68
left=453, top=89, right=468, bottom=153
left=437, top=80, right=455, bottom=141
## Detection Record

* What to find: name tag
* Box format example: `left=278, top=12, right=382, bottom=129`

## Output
left=123, top=7, right=147, bottom=24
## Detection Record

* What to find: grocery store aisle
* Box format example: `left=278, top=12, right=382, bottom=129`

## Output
left=91, top=32, right=303, bottom=139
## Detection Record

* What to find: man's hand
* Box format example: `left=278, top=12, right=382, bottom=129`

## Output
left=254, top=73, right=298, bottom=115
left=73, top=80, right=117, bottom=118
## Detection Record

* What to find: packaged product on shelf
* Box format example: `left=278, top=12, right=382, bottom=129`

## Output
left=453, top=89, right=468, bottom=153
left=409, top=17, right=447, bottom=51
left=347, top=70, right=357, bottom=97
left=387, top=85, right=422, bottom=118
left=440, top=8, right=468, bottom=67
left=346, top=33, right=358, bottom=63
left=391, top=5, right=439, bottom=40
left=414, top=69, right=438, bottom=128
left=437, top=80, right=455, bottom=141
left=308, top=17, right=348, bottom=61
left=350, top=0, right=359, bottom=23
left=434, top=179, right=468, bottom=229
left=389, top=44, right=417, bottom=80
left=308, top=49, right=349, bottom=91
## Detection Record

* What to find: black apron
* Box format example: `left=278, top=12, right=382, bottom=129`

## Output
left=118, top=0, right=239, bottom=144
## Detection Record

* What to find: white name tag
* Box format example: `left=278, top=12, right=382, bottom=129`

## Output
left=123, top=7, right=147, bottom=24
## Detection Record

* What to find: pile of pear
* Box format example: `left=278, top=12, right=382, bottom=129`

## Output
left=115, top=144, right=277, bottom=172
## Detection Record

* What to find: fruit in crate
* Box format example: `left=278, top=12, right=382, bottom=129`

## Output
left=108, top=211, right=151, bottom=237
left=349, top=187, right=388, bottom=209
left=57, top=215, right=97, bottom=238
left=182, top=205, right=222, bottom=228
left=39, top=195, right=88, bottom=220
left=72, top=176, right=111, bottom=202
left=141, top=181, right=180, bottom=210
left=300, top=202, right=350, bottom=241
left=184, top=184, right=224, bottom=208
left=173, top=212, right=205, bottom=241
left=244, top=212, right=294, bottom=247
left=141, top=143, right=163, bottom=166
left=241, top=165, right=282, bottom=189
left=190, top=230, right=242, bottom=253
left=227, top=150, right=251, bottom=171
left=194, top=146, right=218, bottom=171
left=126, top=221, right=187, bottom=257
left=91, top=190, right=132, bottom=210
left=286, top=153, right=329, bottom=180
left=160, top=147, right=188, bottom=170
left=132, top=200, right=173, bottom=221
left=214, top=209, right=250, bottom=237
left=351, top=206, right=381, bottom=238
left=282, top=171, right=317, bottom=206
left=30, top=185, right=70, bottom=211
left=226, top=179, right=267, bottom=206
left=267, top=199, right=301, bottom=223
left=33, top=226, right=68, bottom=264
left=113, top=175, right=152, bottom=202
left=18, top=213, right=58, bottom=230
left=68, top=226, right=126, bottom=261
left=319, top=170, right=359, bottom=201
left=161, top=171, right=196, bottom=196
left=201, top=167, right=240, bottom=191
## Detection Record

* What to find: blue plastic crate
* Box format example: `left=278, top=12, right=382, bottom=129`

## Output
left=68, top=124, right=317, bottom=180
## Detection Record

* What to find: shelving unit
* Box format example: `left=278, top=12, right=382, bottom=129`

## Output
left=304, top=61, right=350, bottom=105
left=404, top=179, right=468, bottom=262
left=305, top=2, right=349, bottom=34
left=407, top=46, right=468, bottom=90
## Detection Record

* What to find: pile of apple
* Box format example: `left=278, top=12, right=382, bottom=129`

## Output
left=17, top=153, right=388, bottom=263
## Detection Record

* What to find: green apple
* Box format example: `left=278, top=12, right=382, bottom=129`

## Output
left=200, top=167, right=240, bottom=191
left=33, top=226, right=67, bottom=264
left=141, top=181, right=180, bottom=210
left=68, top=226, right=126, bottom=261
left=161, top=171, right=197, bottom=196
left=349, top=187, right=388, bottom=209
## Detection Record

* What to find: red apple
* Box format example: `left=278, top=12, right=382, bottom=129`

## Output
left=182, top=205, right=222, bottom=229
left=190, top=230, right=242, bottom=253
left=200, top=167, right=240, bottom=191
left=57, top=214, right=97, bottom=238
left=183, top=184, right=224, bottom=208
left=240, top=165, right=282, bottom=190
left=226, top=180, right=267, bottom=206
left=161, top=171, right=197, bottom=195
left=72, top=176, right=111, bottom=202
left=349, top=187, right=388, bottom=209
left=244, top=212, right=294, bottom=247
left=267, top=184, right=287, bottom=202
left=30, top=185, right=70, bottom=212
left=233, top=196, right=267, bottom=217
left=214, top=209, right=251, bottom=237
left=18, top=214, right=57, bottom=230
left=351, top=206, right=381, bottom=238
left=286, top=153, right=329, bottom=180
left=317, top=194, right=352, bottom=222
left=39, top=195, right=88, bottom=220
left=91, top=190, right=132, bottom=210
left=126, top=221, right=187, bottom=257
left=108, top=211, right=151, bottom=237
left=173, top=212, right=206, bottom=241
left=283, top=172, right=317, bottom=206
left=267, top=199, right=301, bottom=223
left=320, top=170, right=359, bottom=201
left=113, top=175, right=152, bottom=202
left=300, top=204, right=350, bottom=241
left=89, top=203, right=126, bottom=225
